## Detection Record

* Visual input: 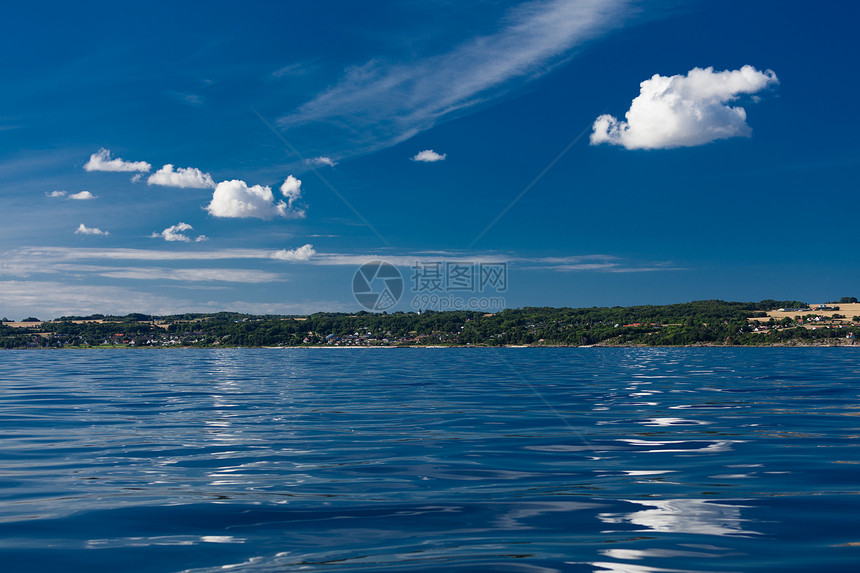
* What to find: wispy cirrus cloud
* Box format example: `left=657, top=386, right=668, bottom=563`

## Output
left=6, top=246, right=314, bottom=264
left=303, top=251, right=680, bottom=273
left=2, top=246, right=676, bottom=277
left=92, top=266, right=283, bottom=283
left=84, top=148, right=151, bottom=172
left=0, top=280, right=347, bottom=319
left=271, top=62, right=312, bottom=79
left=3, top=262, right=281, bottom=284
left=168, top=91, right=204, bottom=106
left=0, top=280, right=194, bottom=318
left=0, top=248, right=301, bottom=289
left=279, top=0, right=634, bottom=156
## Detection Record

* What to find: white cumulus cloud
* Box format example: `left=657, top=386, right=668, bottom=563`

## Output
left=590, top=65, right=779, bottom=150
left=412, top=149, right=446, bottom=162
left=205, top=179, right=305, bottom=220
left=279, top=175, right=304, bottom=212
left=307, top=156, right=337, bottom=167
left=271, top=244, right=316, bottom=261
left=84, top=148, right=151, bottom=172
left=47, top=190, right=96, bottom=200
left=74, top=223, right=109, bottom=236
left=148, top=164, right=215, bottom=189
left=69, top=191, right=96, bottom=200
left=152, top=222, right=207, bottom=242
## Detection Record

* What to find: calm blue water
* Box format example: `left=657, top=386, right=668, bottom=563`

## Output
left=1, top=348, right=859, bottom=572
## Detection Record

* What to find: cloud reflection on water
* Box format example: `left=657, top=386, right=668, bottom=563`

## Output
left=599, top=498, right=759, bottom=537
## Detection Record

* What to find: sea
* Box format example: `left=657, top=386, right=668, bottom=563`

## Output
left=1, top=347, right=859, bottom=572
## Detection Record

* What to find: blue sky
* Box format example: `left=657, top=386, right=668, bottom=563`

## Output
left=1, top=0, right=858, bottom=319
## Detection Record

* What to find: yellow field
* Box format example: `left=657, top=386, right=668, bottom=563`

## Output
left=3, top=321, right=45, bottom=328
left=755, top=302, right=860, bottom=320
left=2, top=319, right=107, bottom=328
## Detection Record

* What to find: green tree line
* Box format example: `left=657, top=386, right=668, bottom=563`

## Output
left=4, top=299, right=858, bottom=348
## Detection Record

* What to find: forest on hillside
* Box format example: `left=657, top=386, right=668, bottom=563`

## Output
left=4, top=299, right=859, bottom=348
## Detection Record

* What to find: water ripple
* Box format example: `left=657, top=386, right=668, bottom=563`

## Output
left=1, top=348, right=859, bottom=571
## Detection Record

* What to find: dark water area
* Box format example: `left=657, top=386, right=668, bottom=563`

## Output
left=1, top=348, right=859, bottom=572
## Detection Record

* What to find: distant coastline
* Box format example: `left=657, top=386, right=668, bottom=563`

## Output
left=3, top=299, right=859, bottom=349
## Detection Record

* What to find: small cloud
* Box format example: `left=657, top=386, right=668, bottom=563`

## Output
left=148, top=164, right=215, bottom=189
left=412, top=149, right=446, bottom=162
left=151, top=222, right=207, bottom=242
left=84, top=148, right=151, bottom=172
left=205, top=179, right=305, bottom=220
left=169, top=91, right=204, bottom=106
left=271, top=244, right=316, bottom=261
left=279, top=175, right=304, bottom=211
left=47, top=190, right=96, bottom=200
left=131, top=174, right=143, bottom=183
left=307, top=156, right=337, bottom=167
left=590, top=65, right=779, bottom=150
left=98, top=267, right=279, bottom=283
left=74, top=223, right=109, bottom=236
left=271, top=62, right=308, bottom=78
left=69, top=191, right=96, bottom=200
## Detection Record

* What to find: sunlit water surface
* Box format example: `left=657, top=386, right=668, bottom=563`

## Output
left=1, top=348, right=859, bottom=572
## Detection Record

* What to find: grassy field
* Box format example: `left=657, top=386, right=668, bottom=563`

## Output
left=748, top=303, right=860, bottom=330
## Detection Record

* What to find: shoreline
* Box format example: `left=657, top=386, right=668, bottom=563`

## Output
left=3, top=342, right=857, bottom=350
left=5, top=300, right=857, bottom=349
